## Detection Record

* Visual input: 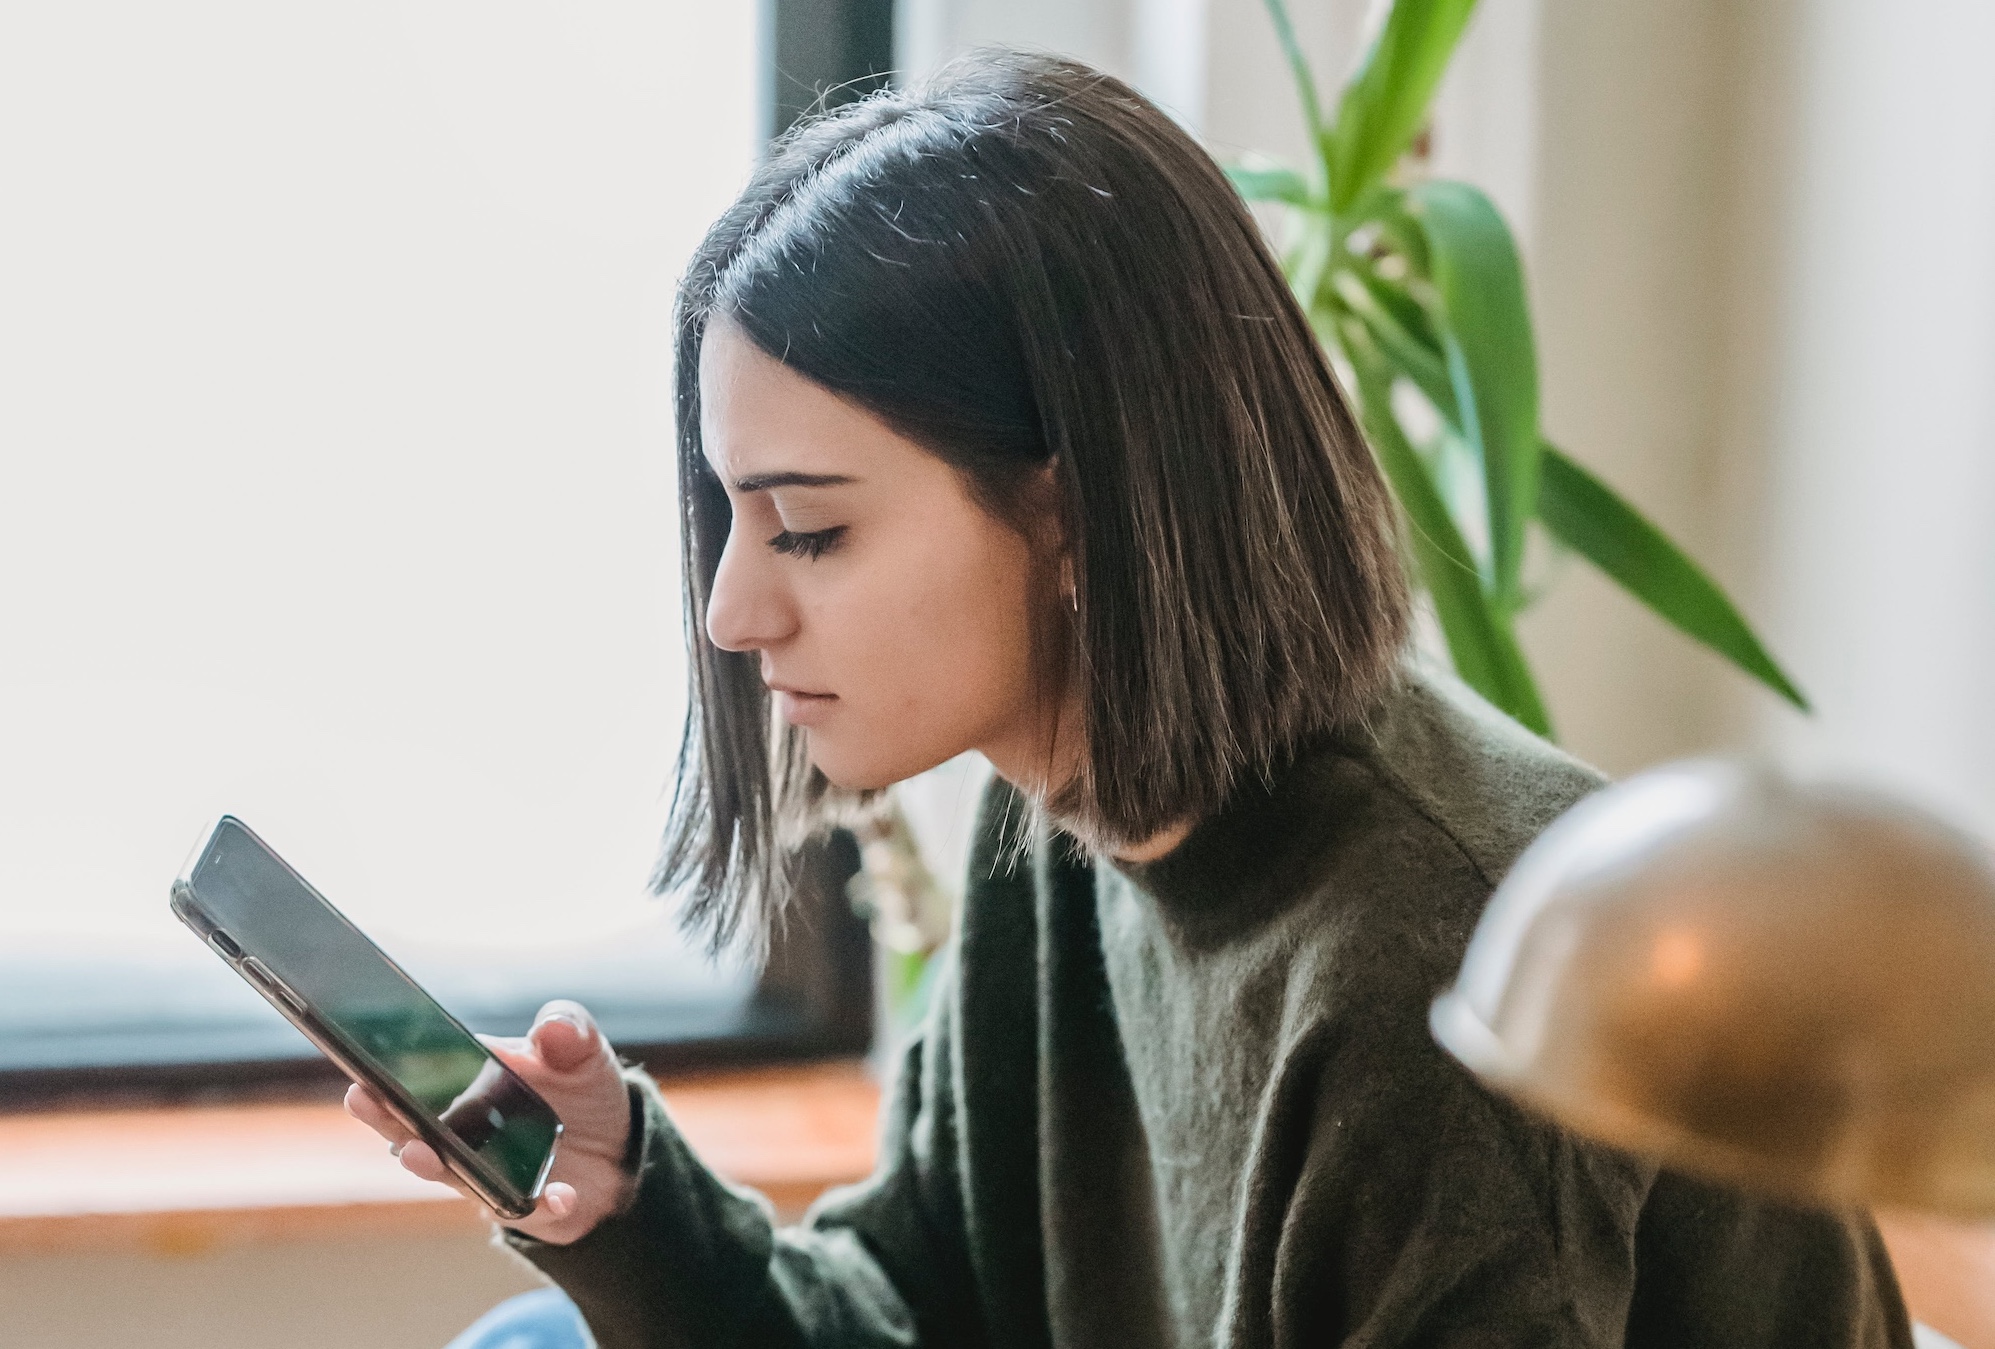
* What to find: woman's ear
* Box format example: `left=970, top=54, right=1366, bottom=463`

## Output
left=1034, top=459, right=1077, bottom=611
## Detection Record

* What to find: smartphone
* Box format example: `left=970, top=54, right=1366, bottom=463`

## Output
left=170, top=816, right=562, bottom=1219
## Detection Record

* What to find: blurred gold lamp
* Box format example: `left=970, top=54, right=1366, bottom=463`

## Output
left=1432, top=761, right=1995, bottom=1216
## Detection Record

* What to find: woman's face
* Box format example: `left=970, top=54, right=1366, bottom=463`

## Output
left=698, top=318, right=1063, bottom=793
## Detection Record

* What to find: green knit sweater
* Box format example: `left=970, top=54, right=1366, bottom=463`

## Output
left=510, top=667, right=1913, bottom=1348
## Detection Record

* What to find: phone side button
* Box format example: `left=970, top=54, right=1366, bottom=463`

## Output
left=240, top=957, right=309, bottom=1015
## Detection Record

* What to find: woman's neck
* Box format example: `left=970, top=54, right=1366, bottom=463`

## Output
left=980, top=685, right=1193, bottom=864
left=1110, top=819, right=1194, bottom=863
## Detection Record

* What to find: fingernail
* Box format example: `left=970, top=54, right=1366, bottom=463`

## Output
left=388, top=1142, right=405, bottom=1158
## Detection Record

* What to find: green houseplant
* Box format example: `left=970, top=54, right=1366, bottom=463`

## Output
left=1226, top=0, right=1805, bottom=734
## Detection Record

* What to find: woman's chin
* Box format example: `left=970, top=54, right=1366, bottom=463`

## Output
left=805, top=735, right=952, bottom=794
left=815, top=765, right=894, bottom=793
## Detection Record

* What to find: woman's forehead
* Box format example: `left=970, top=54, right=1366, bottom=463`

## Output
left=699, top=321, right=922, bottom=488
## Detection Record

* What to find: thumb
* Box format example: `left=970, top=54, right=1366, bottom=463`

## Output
left=529, top=999, right=604, bottom=1073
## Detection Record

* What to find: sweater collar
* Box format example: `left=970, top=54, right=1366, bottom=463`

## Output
left=1101, top=735, right=1358, bottom=948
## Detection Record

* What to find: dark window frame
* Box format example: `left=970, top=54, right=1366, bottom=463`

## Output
left=762, top=0, right=896, bottom=143
left=0, top=0, right=894, bottom=1113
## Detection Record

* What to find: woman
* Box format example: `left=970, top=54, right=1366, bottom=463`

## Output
left=353, top=52, right=1913, bottom=1349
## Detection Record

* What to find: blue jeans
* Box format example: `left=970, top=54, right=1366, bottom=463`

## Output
left=445, top=1289, right=590, bottom=1349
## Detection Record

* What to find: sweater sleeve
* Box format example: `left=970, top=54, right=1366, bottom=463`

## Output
left=503, top=958, right=984, bottom=1349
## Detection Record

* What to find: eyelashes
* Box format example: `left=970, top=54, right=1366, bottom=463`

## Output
left=766, top=525, right=847, bottom=560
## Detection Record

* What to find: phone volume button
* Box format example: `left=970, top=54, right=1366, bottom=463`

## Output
left=240, top=957, right=308, bottom=1015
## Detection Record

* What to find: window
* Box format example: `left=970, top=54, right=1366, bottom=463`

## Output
left=0, top=0, right=883, bottom=1101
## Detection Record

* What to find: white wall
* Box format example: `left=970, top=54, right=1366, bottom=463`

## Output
left=1500, top=0, right=1995, bottom=836
left=1507, top=0, right=1752, bottom=772
left=0, top=4, right=755, bottom=1345
left=898, top=0, right=1366, bottom=154
left=1753, top=0, right=1995, bottom=833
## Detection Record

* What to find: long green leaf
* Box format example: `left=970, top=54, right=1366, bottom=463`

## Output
left=1408, top=180, right=1539, bottom=609
left=1347, top=329, right=1551, bottom=735
left=1538, top=444, right=1809, bottom=710
left=1324, top=0, right=1479, bottom=215
left=1261, top=0, right=1327, bottom=141
left=1364, top=189, right=1433, bottom=274
left=1351, top=252, right=1441, bottom=351
left=1334, top=267, right=1457, bottom=423
left=1286, top=207, right=1337, bottom=317
left=1225, top=164, right=1313, bottom=207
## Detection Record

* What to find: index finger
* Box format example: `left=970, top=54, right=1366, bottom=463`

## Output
left=344, top=1082, right=417, bottom=1146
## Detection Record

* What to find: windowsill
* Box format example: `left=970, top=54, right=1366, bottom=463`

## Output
left=1876, top=1212, right=1995, bottom=1349
left=0, top=1060, right=879, bottom=1257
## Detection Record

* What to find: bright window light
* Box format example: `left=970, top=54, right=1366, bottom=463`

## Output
left=0, top=1, right=760, bottom=1071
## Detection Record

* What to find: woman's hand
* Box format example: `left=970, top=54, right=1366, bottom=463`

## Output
left=344, top=999, right=637, bottom=1246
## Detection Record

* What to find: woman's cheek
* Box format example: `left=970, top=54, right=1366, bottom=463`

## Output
left=792, top=603, right=931, bottom=788
left=827, top=612, right=974, bottom=785
left=800, top=517, right=1037, bottom=788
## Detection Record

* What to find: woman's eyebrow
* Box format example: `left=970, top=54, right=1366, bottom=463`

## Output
left=732, top=471, right=857, bottom=493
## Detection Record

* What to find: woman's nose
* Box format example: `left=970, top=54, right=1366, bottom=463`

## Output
left=705, top=528, right=797, bottom=653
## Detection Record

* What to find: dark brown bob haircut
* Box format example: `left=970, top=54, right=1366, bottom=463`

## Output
left=658, top=51, right=1409, bottom=950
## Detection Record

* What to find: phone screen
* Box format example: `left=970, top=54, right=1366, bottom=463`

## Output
left=187, top=818, right=560, bottom=1205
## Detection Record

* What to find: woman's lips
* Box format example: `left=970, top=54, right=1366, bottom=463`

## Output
left=772, top=688, right=837, bottom=727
